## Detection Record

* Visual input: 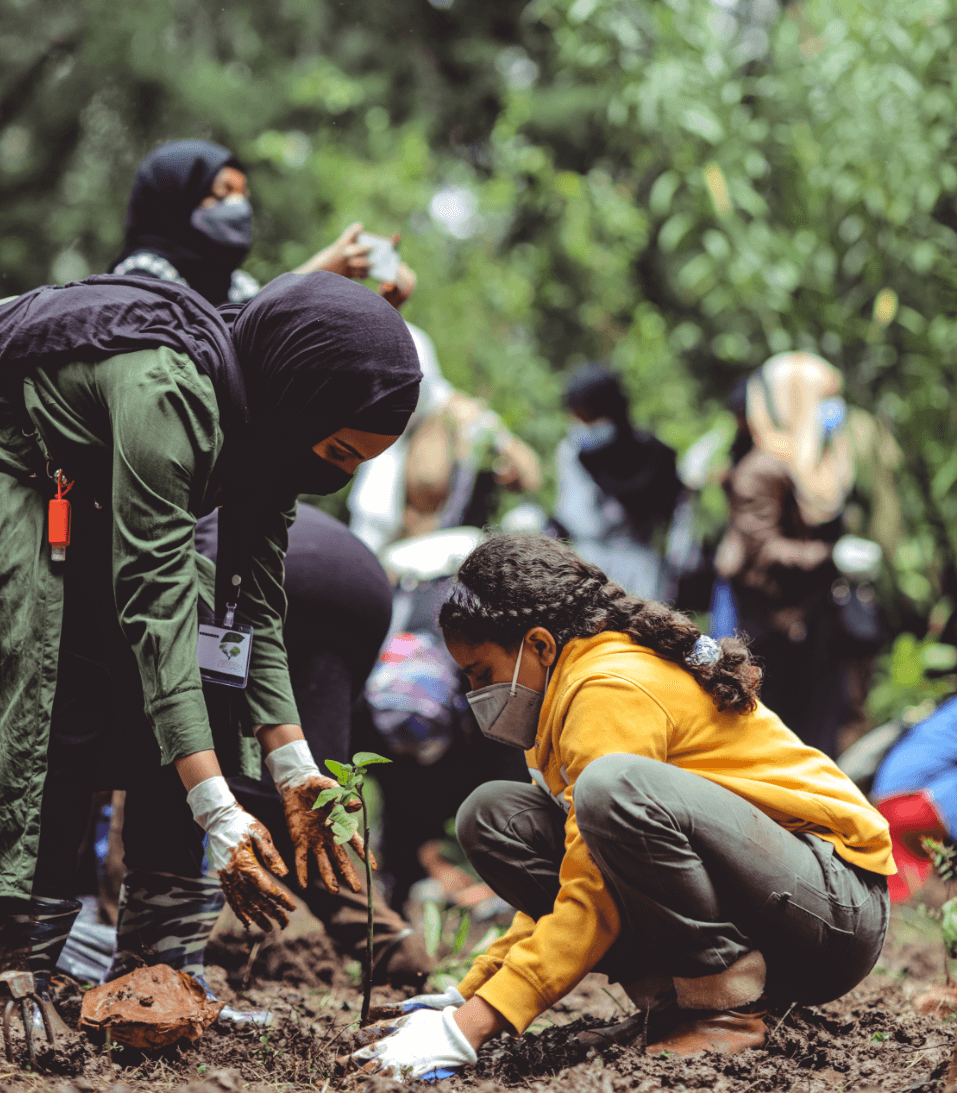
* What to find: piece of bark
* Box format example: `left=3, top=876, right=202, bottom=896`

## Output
left=79, top=965, right=224, bottom=1049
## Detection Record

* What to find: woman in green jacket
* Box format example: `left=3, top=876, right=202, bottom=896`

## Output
left=0, top=270, right=420, bottom=1025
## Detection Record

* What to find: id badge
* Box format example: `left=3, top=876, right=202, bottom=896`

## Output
left=197, top=616, right=253, bottom=688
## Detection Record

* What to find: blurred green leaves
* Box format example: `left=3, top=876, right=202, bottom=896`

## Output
left=5, top=0, right=957, bottom=705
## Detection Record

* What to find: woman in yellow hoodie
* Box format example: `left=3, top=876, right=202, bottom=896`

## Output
left=350, top=534, right=892, bottom=1081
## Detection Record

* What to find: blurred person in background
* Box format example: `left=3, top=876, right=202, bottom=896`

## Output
left=870, top=695, right=957, bottom=903
left=349, top=324, right=541, bottom=553
left=714, top=352, right=876, bottom=758
left=111, top=139, right=415, bottom=307
left=553, top=363, right=681, bottom=600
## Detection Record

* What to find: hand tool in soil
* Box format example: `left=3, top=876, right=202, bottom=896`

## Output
left=366, top=985, right=465, bottom=1024
left=0, top=895, right=82, bottom=1065
left=1, top=970, right=57, bottom=1069
left=187, top=776, right=296, bottom=930
left=266, top=740, right=370, bottom=894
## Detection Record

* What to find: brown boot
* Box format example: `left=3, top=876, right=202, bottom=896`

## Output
left=646, top=951, right=768, bottom=1058
left=645, top=1006, right=767, bottom=1056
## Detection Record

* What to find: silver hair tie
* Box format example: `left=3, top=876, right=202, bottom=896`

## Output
left=685, top=636, right=722, bottom=668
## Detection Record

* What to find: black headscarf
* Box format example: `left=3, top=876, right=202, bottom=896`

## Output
left=115, top=140, right=247, bottom=306
left=228, top=271, right=421, bottom=488
left=0, top=276, right=247, bottom=444
left=566, top=362, right=630, bottom=428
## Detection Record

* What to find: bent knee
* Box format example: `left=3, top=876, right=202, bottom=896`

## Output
left=573, top=753, right=665, bottom=828
left=455, top=781, right=516, bottom=856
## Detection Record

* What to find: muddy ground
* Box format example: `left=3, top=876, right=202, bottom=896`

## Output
left=2, top=895, right=957, bottom=1093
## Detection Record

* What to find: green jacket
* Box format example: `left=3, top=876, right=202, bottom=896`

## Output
left=0, top=347, right=299, bottom=899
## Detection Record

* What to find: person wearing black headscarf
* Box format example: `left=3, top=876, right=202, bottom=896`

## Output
left=111, top=139, right=413, bottom=307
left=0, top=271, right=420, bottom=1020
left=554, top=363, right=681, bottom=599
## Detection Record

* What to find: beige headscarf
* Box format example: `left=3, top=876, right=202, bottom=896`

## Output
left=747, top=352, right=855, bottom=527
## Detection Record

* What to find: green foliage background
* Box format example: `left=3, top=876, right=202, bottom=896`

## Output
left=4, top=0, right=957, bottom=717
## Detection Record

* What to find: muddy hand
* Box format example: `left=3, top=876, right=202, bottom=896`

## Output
left=265, top=740, right=374, bottom=895
left=186, top=776, right=295, bottom=930
left=219, top=822, right=296, bottom=930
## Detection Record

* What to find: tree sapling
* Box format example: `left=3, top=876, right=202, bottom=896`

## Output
left=313, top=751, right=391, bottom=1023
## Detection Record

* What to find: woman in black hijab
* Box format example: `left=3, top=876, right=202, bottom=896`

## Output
left=554, top=363, right=681, bottom=600
left=112, top=139, right=386, bottom=306
left=0, top=271, right=420, bottom=1025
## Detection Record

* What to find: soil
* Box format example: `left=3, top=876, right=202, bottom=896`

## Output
left=2, top=898, right=956, bottom=1093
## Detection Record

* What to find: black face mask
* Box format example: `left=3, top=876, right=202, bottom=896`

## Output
left=295, top=451, right=354, bottom=496
left=190, top=197, right=253, bottom=252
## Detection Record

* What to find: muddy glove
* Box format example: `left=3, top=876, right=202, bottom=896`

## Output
left=187, top=776, right=295, bottom=931
left=368, top=986, right=466, bottom=1023
left=265, top=739, right=372, bottom=895
left=349, top=1007, right=477, bottom=1082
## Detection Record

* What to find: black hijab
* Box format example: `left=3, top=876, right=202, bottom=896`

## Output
left=228, top=271, right=421, bottom=489
left=115, top=140, right=247, bottom=306
left=0, top=275, right=247, bottom=442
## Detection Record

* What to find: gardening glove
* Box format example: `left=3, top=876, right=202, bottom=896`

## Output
left=264, top=739, right=372, bottom=895
left=367, top=985, right=466, bottom=1023
left=348, top=1007, right=477, bottom=1082
left=186, top=776, right=295, bottom=931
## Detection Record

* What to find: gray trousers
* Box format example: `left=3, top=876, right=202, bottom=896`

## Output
left=456, top=754, right=889, bottom=1005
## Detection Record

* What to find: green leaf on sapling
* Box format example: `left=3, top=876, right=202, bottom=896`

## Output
left=312, top=787, right=341, bottom=811
left=352, top=751, right=392, bottom=767
left=325, top=759, right=351, bottom=785
left=332, top=814, right=360, bottom=844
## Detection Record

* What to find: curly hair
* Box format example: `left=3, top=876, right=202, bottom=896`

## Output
left=438, top=534, right=761, bottom=714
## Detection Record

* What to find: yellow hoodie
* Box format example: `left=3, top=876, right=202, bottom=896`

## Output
left=457, top=632, right=893, bottom=1034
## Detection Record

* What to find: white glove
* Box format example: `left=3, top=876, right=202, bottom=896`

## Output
left=350, top=1006, right=477, bottom=1082
left=368, top=985, right=466, bottom=1023
left=186, top=776, right=294, bottom=930
left=263, top=738, right=320, bottom=790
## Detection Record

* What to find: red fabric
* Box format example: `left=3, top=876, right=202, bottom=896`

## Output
left=876, top=791, right=946, bottom=903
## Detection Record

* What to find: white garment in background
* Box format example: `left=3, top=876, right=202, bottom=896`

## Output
left=349, top=323, right=453, bottom=553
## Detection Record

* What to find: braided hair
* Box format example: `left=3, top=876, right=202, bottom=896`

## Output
left=438, top=534, right=761, bottom=714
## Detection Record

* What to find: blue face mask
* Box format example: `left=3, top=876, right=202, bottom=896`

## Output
left=819, top=397, right=847, bottom=437
left=571, top=418, right=616, bottom=453
left=190, top=195, right=253, bottom=251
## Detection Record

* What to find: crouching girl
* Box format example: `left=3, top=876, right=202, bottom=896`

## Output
left=349, top=534, right=893, bottom=1080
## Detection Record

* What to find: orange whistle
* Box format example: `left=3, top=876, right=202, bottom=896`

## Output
left=49, top=498, right=71, bottom=562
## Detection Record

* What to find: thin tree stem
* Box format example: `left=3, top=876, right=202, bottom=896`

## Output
left=361, top=788, right=374, bottom=1024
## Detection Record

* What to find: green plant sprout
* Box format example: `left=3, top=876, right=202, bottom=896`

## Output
left=313, top=751, right=391, bottom=1023
left=421, top=901, right=507, bottom=992
left=921, top=836, right=957, bottom=982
